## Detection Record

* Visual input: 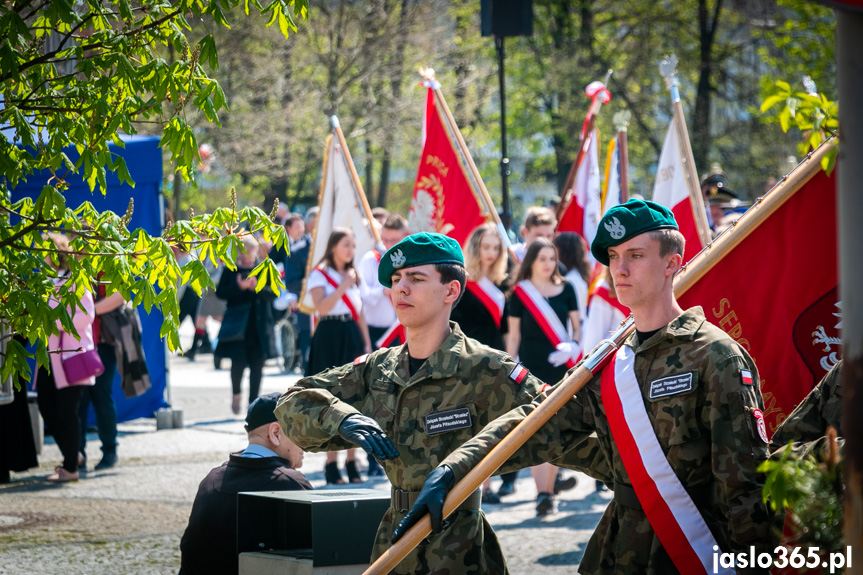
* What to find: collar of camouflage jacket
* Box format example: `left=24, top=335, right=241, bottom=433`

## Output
left=378, top=321, right=465, bottom=387
left=625, top=306, right=706, bottom=352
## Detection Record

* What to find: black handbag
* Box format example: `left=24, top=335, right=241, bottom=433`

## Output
left=218, top=302, right=252, bottom=343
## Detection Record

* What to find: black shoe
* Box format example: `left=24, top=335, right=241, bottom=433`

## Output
left=482, top=490, right=501, bottom=504
left=198, top=336, right=213, bottom=354
left=497, top=480, right=516, bottom=497
left=554, top=474, right=577, bottom=495
left=324, top=461, right=345, bottom=485
left=536, top=492, right=556, bottom=517
left=345, top=460, right=364, bottom=484
left=213, top=354, right=222, bottom=370
left=95, top=452, right=118, bottom=471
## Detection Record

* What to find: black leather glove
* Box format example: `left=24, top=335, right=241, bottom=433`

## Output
left=391, top=466, right=455, bottom=543
left=338, top=414, right=400, bottom=460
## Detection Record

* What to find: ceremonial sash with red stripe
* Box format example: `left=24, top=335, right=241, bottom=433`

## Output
left=315, top=267, right=359, bottom=322
left=465, top=276, right=505, bottom=328
left=601, top=345, right=730, bottom=575
left=513, top=280, right=576, bottom=369
left=589, top=283, right=630, bottom=317
left=375, top=320, right=405, bottom=349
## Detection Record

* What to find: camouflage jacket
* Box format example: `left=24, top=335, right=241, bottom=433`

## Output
left=275, top=322, right=549, bottom=575
left=770, top=360, right=843, bottom=460
left=441, top=307, right=776, bottom=575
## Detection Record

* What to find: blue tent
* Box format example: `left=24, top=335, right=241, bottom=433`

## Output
left=11, top=135, right=170, bottom=423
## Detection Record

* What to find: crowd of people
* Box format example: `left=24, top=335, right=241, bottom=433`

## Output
left=2, top=190, right=844, bottom=575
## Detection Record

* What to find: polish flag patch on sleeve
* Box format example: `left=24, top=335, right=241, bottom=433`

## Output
left=354, top=354, right=369, bottom=366
left=740, top=369, right=754, bottom=385
left=510, top=363, right=529, bottom=384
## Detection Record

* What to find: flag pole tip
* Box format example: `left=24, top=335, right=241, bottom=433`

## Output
left=330, top=116, right=340, bottom=129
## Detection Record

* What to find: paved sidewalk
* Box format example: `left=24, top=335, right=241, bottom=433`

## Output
left=0, top=344, right=608, bottom=575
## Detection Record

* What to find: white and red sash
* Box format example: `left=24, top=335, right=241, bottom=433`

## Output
left=588, top=282, right=630, bottom=317
left=601, top=345, right=730, bottom=575
left=315, top=266, right=359, bottom=322
left=466, top=276, right=505, bottom=328
left=513, top=280, right=576, bottom=369
left=375, top=320, right=405, bottom=349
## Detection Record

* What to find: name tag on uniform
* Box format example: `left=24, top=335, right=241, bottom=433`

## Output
left=648, top=373, right=694, bottom=399
left=424, top=407, right=472, bottom=435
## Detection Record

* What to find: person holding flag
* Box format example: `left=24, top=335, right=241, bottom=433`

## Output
left=395, top=199, right=775, bottom=574
left=306, top=227, right=372, bottom=484
left=275, top=232, right=553, bottom=574
left=507, top=238, right=581, bottom=516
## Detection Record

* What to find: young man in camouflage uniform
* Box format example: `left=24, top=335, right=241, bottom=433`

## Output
left=395, top=200, right=776, bottom=574
left=770, top=360, right=843, bottom=459
left=275, top=232, right=593, bottom=574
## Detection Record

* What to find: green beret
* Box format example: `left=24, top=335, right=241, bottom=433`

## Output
left=378, top=232, right=464, bottom=287
left=591, top=199, right=678, bottom=266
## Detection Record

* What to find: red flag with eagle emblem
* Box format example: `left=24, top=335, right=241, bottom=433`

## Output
left=408, top=86, right=490, bottom=246
left=677, top=152, right=839, bottom=436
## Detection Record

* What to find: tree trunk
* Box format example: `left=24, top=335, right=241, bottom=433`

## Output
left=838, top=10, right=863, bottom=573
left=378, top=149, right=392, bottom=208
left=692, top=0, right=723, bottom=173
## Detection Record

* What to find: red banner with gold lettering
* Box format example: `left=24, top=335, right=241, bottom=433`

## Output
left=408, top=88, right=488, bottom=246
left=678, top=167, right=838, bottom=436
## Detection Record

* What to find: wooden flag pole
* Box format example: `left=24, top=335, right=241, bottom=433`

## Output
left=660, top=55, right=712, bottom=248
left=297, top=135, right=334, bottom=315
left=331, top=116, right=382, bottom=247
left=425, top=75, right=511, bottom=249
left=614, top=111, right=631, bottom=202
left=555, top=70, right=613, bottom=224
left=362, top=138, right=836, bottom=575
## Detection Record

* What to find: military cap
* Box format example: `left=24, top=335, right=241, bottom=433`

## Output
left=245, top=392, right=281, bottom=431
left=378, top=232, right=464, bottom=287
left=591, top=199, right=678, bottom=266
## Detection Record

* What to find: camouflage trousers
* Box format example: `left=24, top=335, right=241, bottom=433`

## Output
left=371, top=507, right=508, bottom=575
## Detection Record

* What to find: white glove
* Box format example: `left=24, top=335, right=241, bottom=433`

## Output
left=548, top=341, right=581, bottom=367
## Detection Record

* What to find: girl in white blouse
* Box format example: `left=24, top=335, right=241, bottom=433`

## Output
left=307, top=227, right=372, bottom=484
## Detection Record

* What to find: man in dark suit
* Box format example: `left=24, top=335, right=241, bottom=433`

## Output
left=179, top=393, right=312, bottom=575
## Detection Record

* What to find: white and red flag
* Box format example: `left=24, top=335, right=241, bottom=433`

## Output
left=300, top=123, right=378, bottom=314
left=651, top=118, right=705, bottom=264
left=408, top=82, right=495, bottom=247
left=558, top=129, right=602, bottom=249
left=558, top=81, right=611, bottom=249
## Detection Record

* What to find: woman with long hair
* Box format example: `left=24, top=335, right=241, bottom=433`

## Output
left=553, top=232, right=591, bottom=334
left=307, top=227, right=372, bottom=484
left=452, top=223, right=511, bottom=503
left=508, top=238, right=581, bottom=516
left=36, top=233, right=96, bottom=483
left=215, top=234, right=277, bottom=415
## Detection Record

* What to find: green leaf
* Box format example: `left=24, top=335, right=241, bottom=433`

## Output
left=760, top=95, right=785, bottom=114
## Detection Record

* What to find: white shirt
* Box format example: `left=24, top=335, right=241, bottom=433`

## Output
left=306, top=266, right=363, bottom=317
left=565, top=269, right=589, bottom=333
left=357, top=250, right=396, bottom=328
left=581, top=279, right=626, bottom=353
